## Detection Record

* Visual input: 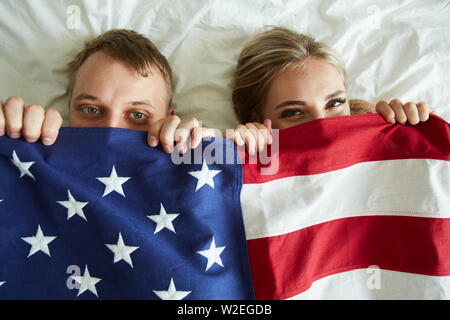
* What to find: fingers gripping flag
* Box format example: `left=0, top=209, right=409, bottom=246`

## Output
left=0, top=128, right=254, bottom=300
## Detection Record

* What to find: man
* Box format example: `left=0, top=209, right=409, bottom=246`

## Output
left=0, top=29, right=207, bottom=154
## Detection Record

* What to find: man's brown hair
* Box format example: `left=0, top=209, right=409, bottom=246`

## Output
left=67, top=29, right=173, bottom=105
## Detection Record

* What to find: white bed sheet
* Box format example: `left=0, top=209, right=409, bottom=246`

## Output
left=0, top=0, right=449, bottom=130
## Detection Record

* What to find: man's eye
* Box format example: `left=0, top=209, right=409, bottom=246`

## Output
left=82, top=106, right=100, bottom=115
left=130, top=112, right=147, bottom=120
left=281, top=109, right=302, bottom=118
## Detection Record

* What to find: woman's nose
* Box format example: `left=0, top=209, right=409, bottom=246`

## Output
left=310, top=107, right=325, bottom=120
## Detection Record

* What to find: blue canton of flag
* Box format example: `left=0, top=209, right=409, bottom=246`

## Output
left=0, top=127, right=254, bottom=300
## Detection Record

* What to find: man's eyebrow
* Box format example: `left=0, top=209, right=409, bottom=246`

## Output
left=274, top=100, right=306, bottom=110
left=73, top=95, right=155, bottom=110
left=325, top=90, right=345, bottom=100
left=74, top=93, right=99, bottom=101
left=75, top=93, right=99, bottom=101
left=129, top=100, right=155, bottom=110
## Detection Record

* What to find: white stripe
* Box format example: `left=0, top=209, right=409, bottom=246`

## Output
left=242, top=159, right=450, bottom=240
left=288, top=268, right=450, bottom=300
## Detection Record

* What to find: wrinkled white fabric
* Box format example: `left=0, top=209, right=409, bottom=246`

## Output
left=0, top=0, right=449, bottom=129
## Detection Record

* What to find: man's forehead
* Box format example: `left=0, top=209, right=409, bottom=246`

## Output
left=72, top=52, right=169, bottom=105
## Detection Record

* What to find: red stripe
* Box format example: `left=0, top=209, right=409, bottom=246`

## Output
left=243, top=114, right=450, bottom=183
left=247, top=215, right=450, bottom=300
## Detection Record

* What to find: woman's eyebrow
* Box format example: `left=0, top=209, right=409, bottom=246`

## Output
left=274, top=90, right=345, bottom=109
left=325, top=90, right=345, bottom=100
left=274, top=100, right=306, bottom=110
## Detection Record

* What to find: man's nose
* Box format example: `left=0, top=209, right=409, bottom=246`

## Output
left=103, top=114, right=124, bottom=128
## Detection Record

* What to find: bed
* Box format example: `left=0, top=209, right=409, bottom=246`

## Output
left=0, top=0, right=449, bottom=127
left=0, top=0, right=449, bottom=300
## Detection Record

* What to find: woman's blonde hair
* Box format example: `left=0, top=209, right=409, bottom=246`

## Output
left=232, top=27, right=347, bottom=123
left=67, top=29, right=173, bottom=105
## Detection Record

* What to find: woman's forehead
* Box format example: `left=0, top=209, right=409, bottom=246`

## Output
left=267, top=60, right=346, bottom=104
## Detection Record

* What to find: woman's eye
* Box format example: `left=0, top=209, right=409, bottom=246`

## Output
left=327, top=98, right=347, bottom=108
left=281, top=109, right=303, bottom=118
left=82, top=106, right=100, bottom=115
left=130, top=112, right=147, bottom=120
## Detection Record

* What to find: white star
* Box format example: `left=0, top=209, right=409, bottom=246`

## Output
left=105, top=232, right=139, bottom=268
left=21, top=225, right=57, bottom=258
left=10, top=150, right=35, bottom=180
left=153, top=278, right=191, bottom=300
left=188, top=160, right=221, bottom=191
left=147, top=203, right=180, bottom=234
left=57, top=190, right=89, bottom=221
left=71, top=265, right=102, bottom=297
left=97, top=166, right=130, bottom=197
left=0, top=281, right=5, bottom=287
left=197, top=236, right=226, bottom=271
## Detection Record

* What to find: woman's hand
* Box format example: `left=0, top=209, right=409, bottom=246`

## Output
left=375, top=99, right=435, bottom=125
left=148, top=116, right=219, bottom=154
left=223, top=119, right=272, bottom=155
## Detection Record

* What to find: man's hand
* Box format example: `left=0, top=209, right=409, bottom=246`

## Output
left=147, top=115, right=219, bottom=154
left=0, top=97, right=63, bottom=145
left=375, top=99, right=435, bottom=125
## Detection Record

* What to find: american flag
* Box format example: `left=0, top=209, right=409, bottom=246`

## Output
left=1, top=114, right=449, bottom=300
left=242, top=114, right=450, bottom=299
left=0, top=127, right=254, bottom=299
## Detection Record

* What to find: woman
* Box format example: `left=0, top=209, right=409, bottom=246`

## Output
left=228, top=27, right=435, bottom=153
